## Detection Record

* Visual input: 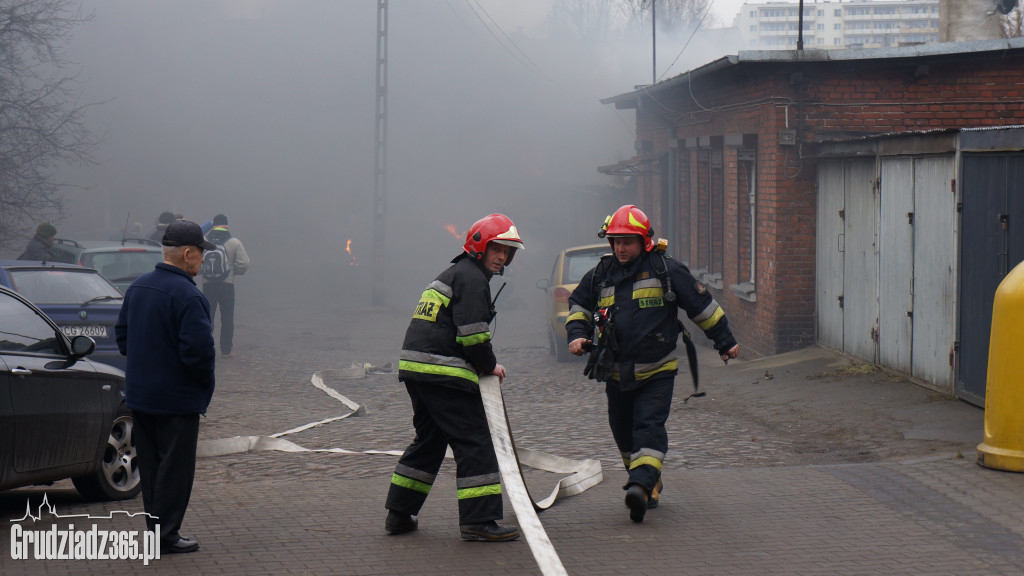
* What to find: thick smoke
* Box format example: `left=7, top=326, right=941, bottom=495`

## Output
left=49, top=1, right=736, bottom=311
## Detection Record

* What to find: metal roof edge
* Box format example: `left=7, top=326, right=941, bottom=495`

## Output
left=600, top=55, right=738, bottom=106
left=601, top=38, right=1024, bottom=108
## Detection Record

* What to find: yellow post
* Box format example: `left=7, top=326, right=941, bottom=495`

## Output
left=978, top=261, right=1024, bottom=472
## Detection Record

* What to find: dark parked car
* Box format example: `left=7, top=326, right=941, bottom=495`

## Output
left=536, top=243, right=610, bottom=361
left=0, top=285, right=139, bottom=500
left=48, top=238, right=163, bottom=294
left=0, top=261, right=125, bottom=371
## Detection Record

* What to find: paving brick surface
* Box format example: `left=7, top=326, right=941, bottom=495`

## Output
left=2, top=297, right=1021, bottom=575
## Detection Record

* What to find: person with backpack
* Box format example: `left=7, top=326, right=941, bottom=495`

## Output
left=201, top=214, right=249, bottom=358
left=565, top=204, right=740, bottom=524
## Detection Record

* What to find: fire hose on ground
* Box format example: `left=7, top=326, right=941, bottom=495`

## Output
left=196, top=364, right=603, bottom=576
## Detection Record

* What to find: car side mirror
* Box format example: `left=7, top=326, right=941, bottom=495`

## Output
left=70, top=335, right=96, bottom=359
left=536, top=279, right=550, bottom=290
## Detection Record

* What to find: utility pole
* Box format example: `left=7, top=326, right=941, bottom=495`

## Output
left=651, top=0, right=657, bottom=83
left=797, top=0, right=804, bottom=50
left=373, top=0, right=388, bottom=306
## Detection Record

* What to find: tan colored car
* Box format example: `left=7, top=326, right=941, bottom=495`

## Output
left=536, top=243, right=609, bottom=361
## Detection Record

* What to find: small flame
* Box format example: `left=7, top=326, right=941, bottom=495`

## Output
left=345, top=239, right=358, bottom=266
left=443, top=224, right=462, bottom=239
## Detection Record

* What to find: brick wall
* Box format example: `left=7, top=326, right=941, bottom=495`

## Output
left=626, top=48, right=1024, bottom=356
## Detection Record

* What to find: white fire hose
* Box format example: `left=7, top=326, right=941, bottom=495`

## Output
left=197, top=366, right=602, bottom=576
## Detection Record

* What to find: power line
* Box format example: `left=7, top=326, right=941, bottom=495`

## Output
left=657, top=0, right=717, bottom=82
left=444, top=1, right=635, bottom=139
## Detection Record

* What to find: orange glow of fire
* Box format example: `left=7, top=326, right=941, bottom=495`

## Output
left=443, top=224, right=462, bottom=239
left=345, top=239, right=358, bottom=266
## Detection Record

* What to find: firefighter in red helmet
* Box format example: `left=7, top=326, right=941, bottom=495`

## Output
left=386, top=214, right=523, bottom=541
left=566, top=205, right=740, bottom=523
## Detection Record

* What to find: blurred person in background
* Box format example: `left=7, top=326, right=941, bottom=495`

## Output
left=19, top=222, right=58, bottom=260
left=149, top=211, right=176, bottom=242
left=202, top=214, right=249, bottom=358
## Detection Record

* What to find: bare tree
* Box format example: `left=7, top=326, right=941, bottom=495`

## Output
left=622, top=0, right=715, bottom=32
left=547, top=0, right=621, bottom=42
left=1001, top=4, right=1024, bottom=38
left=548, top=0, right=714, bottom=41
left=0, top=0, right=98, bottom=249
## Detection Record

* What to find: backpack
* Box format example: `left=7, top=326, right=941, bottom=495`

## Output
left=201, top=242, right=231, bottom=281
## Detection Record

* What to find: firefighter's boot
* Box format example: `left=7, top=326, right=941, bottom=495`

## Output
left=648, top=479, right=663, bottom=509
left=459, top=521, right=520, bottom=542
left=625, top=484, right=649, bottom=523
left=384, top=510, right=418, bottom=535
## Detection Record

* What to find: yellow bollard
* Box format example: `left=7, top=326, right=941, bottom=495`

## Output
left=977, top=261, right=1024, bottom=472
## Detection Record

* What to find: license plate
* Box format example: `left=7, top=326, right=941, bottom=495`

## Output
left=62, top=325, right=107, bottom=338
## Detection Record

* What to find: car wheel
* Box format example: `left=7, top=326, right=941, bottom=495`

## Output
left=72, top=409, right=141, bottom=501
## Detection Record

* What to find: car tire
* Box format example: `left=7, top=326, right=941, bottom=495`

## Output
left=72, top=409, right=141, bottom=501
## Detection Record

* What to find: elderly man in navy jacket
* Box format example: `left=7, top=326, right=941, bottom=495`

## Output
left=116, top=220, right=216, bottom=554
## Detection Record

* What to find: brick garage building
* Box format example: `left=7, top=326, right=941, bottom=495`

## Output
left=600, top=38, right=1024, bottom=361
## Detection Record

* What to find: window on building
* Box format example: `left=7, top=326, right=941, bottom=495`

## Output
left=692, top=148, right=715, bottom=283
left=817, top=9, right=824, bottom=16
left=834, top=9, right=841, bottom=16
left=675, top=148, right=691, bottom=266
left=817, top=23, right=824, bottom=31
left=834, top=23, right=842, bottom=30
left=731, top=146, right=757, bottom=302
left=707, top=145, right=726, bottom=288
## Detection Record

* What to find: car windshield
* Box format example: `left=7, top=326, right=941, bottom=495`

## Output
left=563, top=249, right=608, bottom=284
left=9, top=269, right=123, bottom=305
left=81, top=251, right=162, bottom=282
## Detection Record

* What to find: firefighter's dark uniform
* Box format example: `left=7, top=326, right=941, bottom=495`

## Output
left=387, top=253, right=503, bottom=525
left=566, top=251, right=737, bottom=494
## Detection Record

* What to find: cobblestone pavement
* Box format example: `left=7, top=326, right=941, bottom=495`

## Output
left=2, top=294, right=1022, bottom=575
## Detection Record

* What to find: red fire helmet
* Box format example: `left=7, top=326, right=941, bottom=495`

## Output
left=464, top=213, right=525, bottom=264
left=600, top=205, right=655, bottom=252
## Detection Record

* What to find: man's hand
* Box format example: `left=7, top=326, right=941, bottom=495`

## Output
left=721, top=344, right=740, bottom=364
left=569, top=338, right=592, bottom=356
left=491, top=364, right=506, bottom=384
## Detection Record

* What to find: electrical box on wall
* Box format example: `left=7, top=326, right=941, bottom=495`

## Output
left=778, top=129, right=797, bottom=146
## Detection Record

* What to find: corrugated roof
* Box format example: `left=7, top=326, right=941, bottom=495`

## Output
left=602, top=37, right=1024, bottom=107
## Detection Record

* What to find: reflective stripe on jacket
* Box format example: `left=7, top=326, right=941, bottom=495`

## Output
left=565, top=252, right=736, bottom=385
left=398, top=254, right=496, bottom=391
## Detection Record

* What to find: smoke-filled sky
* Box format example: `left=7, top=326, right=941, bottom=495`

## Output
left=50, top=1, right=742, bottom=308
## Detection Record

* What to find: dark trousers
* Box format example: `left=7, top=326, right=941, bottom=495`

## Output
left=606, top=373, right=675, bottom=491
left=386, top=382, right=503, bottom=525
left=132, top=411, right=200, bottom=545
left=203, top=281, right=235, bottom=354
